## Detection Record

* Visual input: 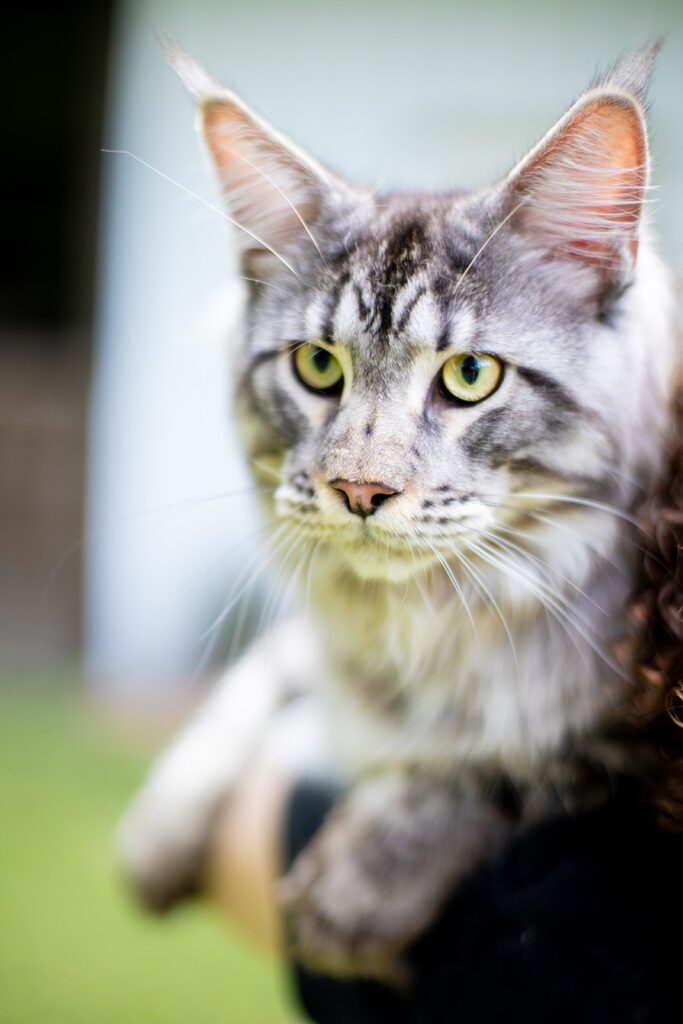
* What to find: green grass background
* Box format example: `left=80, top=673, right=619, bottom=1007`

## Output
left=0, top=679, right=298, bottom=1024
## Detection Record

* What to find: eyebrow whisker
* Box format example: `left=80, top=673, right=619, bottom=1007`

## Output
left=101, top=147, right=300, bottom=279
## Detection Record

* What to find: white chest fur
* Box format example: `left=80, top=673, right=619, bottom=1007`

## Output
left=307, top=513, right=632, bottom=779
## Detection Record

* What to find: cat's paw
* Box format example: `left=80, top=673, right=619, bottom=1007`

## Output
left=280, top=847, right=413, bottom=984
left=116, top=784, right=216, bottom=913
left=279, top=814, right=444, bottom=984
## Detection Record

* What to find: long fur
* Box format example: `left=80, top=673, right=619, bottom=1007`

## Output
left=118, top=43, right=683, bottom=980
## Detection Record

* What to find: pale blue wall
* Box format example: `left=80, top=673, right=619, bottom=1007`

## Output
left=86, top=0, right=683, bottom=692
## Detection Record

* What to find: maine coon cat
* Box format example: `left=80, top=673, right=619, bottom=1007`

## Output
left=119, top=42, right=679, bottom=980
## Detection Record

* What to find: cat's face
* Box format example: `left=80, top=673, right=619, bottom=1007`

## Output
left=172, top=45, right=669, bottom=583
left=243, top=190, right=621, bottom=582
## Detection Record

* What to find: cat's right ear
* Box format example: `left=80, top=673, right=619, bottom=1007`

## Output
left=166, top=45, right=344, bottom=277
left=496, top=42, right=661, bottom=292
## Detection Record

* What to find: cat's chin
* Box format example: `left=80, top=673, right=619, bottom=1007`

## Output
left=337, top=543, right=435, bottom=583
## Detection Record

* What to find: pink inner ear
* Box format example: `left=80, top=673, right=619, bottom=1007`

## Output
left=203, top=101, right=254, bottom=173
left=200, top=99, right=322, bottom=269
left=517, top=97, right=647, bottom=269
left=202, top=100, right=277, bottom=206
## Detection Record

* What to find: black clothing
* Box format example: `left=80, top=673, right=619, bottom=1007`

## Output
left=284, top=781, right=681, bottom=1023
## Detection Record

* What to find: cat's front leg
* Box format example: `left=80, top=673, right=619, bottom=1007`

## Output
left=117, top=618, right=325, bottom=912
left=280, top=769, right=513, bottom=982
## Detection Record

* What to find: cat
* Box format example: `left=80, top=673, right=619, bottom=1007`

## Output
left=118, top=41, right=680, bottom=981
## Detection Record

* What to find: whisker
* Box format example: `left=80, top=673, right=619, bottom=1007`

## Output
left=471, top=538, right=584, bottom=625
left=45, top=484, right=276, bottom=601
left=469, top=538, right=596, bottom=681
left=481, top=527, right=608, bottom=616
left=244, top=316, right=302, bottom=338
left=192, top=525, right=285, bottom=674
left=452, top=200, right=527, bottom=297
left=410, top=547, right=438, bottom=621
left=450, top=544, right=519, bottom=674
left=249, top=457, right=284, bottom=483
left=87, top=487, right=275, bottom=594
left=102, top=148, right=299, bottom=279
left=469, top=539, right=626, bottom=679
left=224, top=146, right=325, bottom=261
left=195, top=520, right=291, bottom=649
left=303, top=538, right=324, bottom=624
left=234, top=274, right=291, bottom=296
left=476, top=494, right=642, bottom=569
left=224, top=572, right=254, bottom=666
left=425, top=540, right=477, bottom=637
left=523, top=509, right=630, bottom=575
left=182, top=519, right=275, bottom=603
left=256, top=527, right=306, bottom=637
left=478, top=534, right=601, bottom=636
left=510, top=491, right=640, bottom=529
left=278, top=533, right=314, bottom=633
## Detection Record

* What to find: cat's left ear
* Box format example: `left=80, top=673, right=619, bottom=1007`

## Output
left=166, top=45, right=348, bottom=276
left=499, top=42, right=661, bottom=289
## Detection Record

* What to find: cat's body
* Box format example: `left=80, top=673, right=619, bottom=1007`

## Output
left=119, top=43, right=679, bottom=979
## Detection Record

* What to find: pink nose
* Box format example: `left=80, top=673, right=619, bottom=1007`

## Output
left=330, top=479, right=400, bottom=517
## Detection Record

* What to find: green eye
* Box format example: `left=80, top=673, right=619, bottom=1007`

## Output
left=441, top=352, right=503, bottom=403
left=293, top=343, right=344, bottom=394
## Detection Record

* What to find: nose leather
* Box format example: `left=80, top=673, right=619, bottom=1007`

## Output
left=330, top=480, right=400, bottom=517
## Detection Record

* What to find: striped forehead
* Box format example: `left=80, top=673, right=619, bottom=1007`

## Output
left=304, top=273, right=477, bottom=352
left=300, top=201, right=484, bottom=350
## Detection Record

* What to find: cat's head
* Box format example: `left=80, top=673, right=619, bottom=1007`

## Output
left=172, top=43, right=674, bottom=583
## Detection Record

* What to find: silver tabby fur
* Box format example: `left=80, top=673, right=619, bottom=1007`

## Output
left=119, top=43, right=679, bottom=980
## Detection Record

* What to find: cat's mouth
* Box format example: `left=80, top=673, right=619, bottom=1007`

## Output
left=284, top=514, right=476, bottom=582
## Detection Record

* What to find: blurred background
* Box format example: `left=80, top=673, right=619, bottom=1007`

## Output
left=1, top=0, right=682, bottom=1020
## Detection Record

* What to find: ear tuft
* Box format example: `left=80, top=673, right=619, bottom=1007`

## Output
left=161, top=38, right=226, bottom=104
left=505, top=88, right=650, bottom=285
left=200, top=97, right=325, bottom=265
left=500, top=43, right=664, bottom=288
left=592, top=38, right=664, bottom=108
left=163, top=43, right=339, bottom=277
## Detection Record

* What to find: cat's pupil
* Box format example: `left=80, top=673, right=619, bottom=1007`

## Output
left=312, top=348, right=331, bottom=373
left=461, top=355, right=480, bottom=385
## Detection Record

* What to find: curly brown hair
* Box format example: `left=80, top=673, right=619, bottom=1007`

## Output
left=624, top=382, right=683, bottom=829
